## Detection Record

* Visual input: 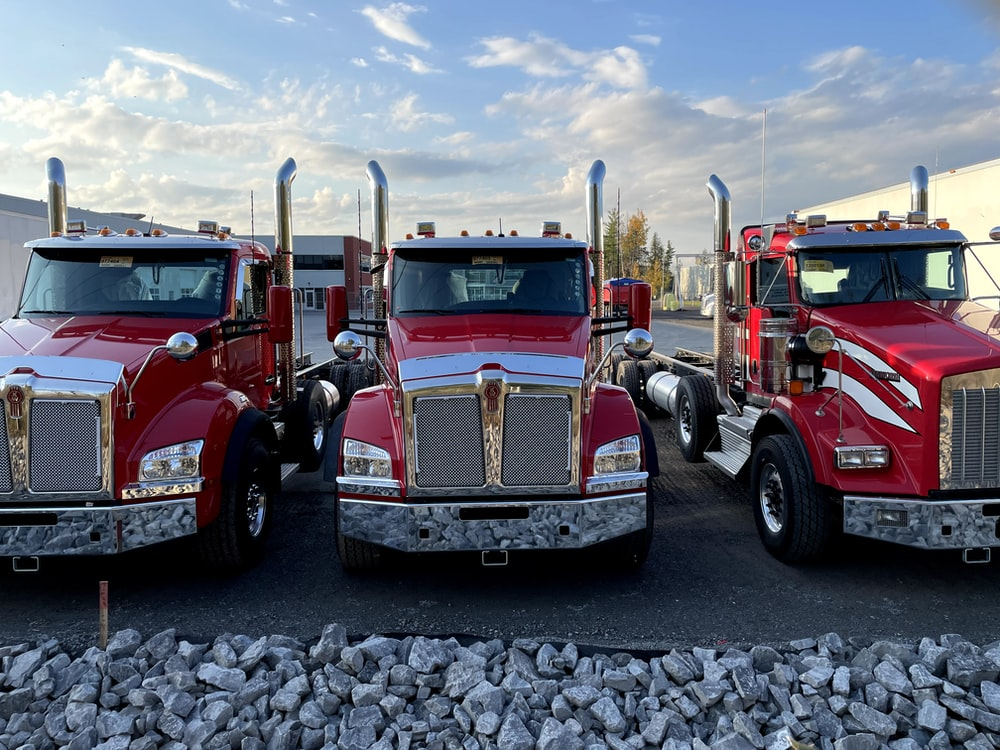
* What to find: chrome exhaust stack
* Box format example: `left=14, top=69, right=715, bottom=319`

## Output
left=274, top=157, right=298, bottom=403
left=707, top=174, right=740, bottom=417
left=910, top=166, right=929, bottom=214
left=586, top=160, right=606, bottom=359
left=366, top=160, right=390, bottom=370
left=46, top=157, right=68, bottom=237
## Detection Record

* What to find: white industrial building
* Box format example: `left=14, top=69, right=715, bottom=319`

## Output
left=796, top=158, right=1000, bottom=244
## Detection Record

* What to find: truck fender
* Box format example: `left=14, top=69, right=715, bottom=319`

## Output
left=636, top=409, right=659, bottom=477
left=221, top=409, right=279, bottom=489
left=751, top=411, right=816, bottom=486
left=324, top=411, right=347, bottom=484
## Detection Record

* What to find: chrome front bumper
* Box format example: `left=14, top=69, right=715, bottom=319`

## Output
left=337, top=492, right=648, bottom=553
left=844, top=496, right=1000, bottom=549
left=0, top=498, right=198, bottom=556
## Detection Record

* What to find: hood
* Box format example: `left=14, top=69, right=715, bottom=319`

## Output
left=812, top=301, right=1000, bottom=382
left=389, top=314, right=590, bottom=381
left=0, top=316, right=198, bottom=374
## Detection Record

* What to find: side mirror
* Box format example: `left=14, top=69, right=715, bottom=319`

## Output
left=628, top=282, right=652, bottom=331
left=267, top=285, right=293, bottom=344
left=326, top=285, right=348, bottom=342
left=622, top=328, right=654, bottom=359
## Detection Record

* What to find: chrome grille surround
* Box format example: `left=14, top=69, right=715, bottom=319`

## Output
left=0, top=356, right=119, bottom=502
left=401, top=354, right=584, bottom=497
left=940, top=368, right=1000, bottom=490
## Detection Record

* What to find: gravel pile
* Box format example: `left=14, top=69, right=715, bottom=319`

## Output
left=3, top=627, right=1000, bottom=750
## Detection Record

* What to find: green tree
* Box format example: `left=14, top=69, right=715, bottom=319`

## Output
left=645, top=233, right=674, bottom=299
left=602, top=207, right=623, bottom=279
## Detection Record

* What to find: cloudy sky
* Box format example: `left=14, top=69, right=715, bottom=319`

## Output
left=1, top=1, right=998, bottom=257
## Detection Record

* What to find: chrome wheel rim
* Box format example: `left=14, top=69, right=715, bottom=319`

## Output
left=759, top=463, right=784, bottom=534
left=245, top=481, right=267, bottom=538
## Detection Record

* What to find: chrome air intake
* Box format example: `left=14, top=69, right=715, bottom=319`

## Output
left=910, top=166, right=929, bottom=214
left=367, top=160, right=389, bottom=369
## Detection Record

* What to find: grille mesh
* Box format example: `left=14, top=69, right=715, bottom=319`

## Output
left=414, top=396, right=485, bottom=488
left=0, top=414, right=10, bottom=493
left=502, top=394, right=571, bottom=486
left=951, top=386, right=1000, bottom=487
left=30, top=399, right=103, bottom=492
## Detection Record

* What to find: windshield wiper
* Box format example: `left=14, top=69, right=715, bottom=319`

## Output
left=19, top=309, right=73, bottom=315
left=397, top=308, right=456, bottom=315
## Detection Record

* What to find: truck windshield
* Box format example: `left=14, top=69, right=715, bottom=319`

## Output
left=390, top=248, right=589, bottom=316
left=797, top=245, right=966, bottom=306
left=17, top=247, right=230, bottom=318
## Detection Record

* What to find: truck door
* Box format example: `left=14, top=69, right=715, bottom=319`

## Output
left=225, top=258, right=272, bottom=409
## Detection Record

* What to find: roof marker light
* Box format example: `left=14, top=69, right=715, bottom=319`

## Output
left=935, top=219, right=950, bottom=229
left=98, top=226, right=114, bottom=237
left=150, top=228, right=167, bottom=237
left=510, top=229, right=519, bottom=237
left=125, top=228, right=140, bottom=236
left=484, top=230, right=494, bottom=236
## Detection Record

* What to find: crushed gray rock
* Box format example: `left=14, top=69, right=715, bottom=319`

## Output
left=3, top=629, right=1000, bottom=749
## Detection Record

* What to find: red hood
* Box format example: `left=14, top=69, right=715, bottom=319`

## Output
left=812, top=300, right=1000, bottom=380
left=389, top=314, right=590, bottom=362
left=0, top=316, right=200, bottom=374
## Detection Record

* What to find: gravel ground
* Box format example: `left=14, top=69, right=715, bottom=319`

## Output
left=3, top=626, right=1000, bottom=750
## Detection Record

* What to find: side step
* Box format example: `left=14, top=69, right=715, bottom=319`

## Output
left=703, top=409, right=758, bottom=479
left=280, top=463, right=300, bottom=482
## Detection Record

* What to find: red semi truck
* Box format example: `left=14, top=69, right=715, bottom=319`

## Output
left=324, top=160, right=658, bottom=570
left=645, top=166, right=1000, bottom=563
left=0, top=157, right=341, bottom=571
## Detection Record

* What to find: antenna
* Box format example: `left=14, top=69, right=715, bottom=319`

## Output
left=760, top=108, right=767, bottom=231
left=250, top=189, right=255, bottom=245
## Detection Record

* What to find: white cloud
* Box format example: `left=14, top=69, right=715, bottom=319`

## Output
left=374, top=46, right=442, bottom=74
left=389, top=93, right=454, bottom=132
left=92, top=60, right=188, bottom=102
left=469, top=35, right=648, bottom=90
left=123, top=47, right=241, bottom=92
left=630, top=34, right=661, bottom=46
left=359, top=3, right=430, bottom=49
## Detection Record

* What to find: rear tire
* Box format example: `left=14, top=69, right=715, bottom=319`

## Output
left=674, top=375, right=717, bottom=462
left=615, top=359, right=641, bottom=405
left=750, top=434, right=832, bottom=562
left=200, top=437, right=273, bottom=570
left=287, top=379, right=329, bottom=472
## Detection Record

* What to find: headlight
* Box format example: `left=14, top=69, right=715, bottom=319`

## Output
left=139, top=440, right=204, bottom=481
left=594, top=435, right=641, bottom=474
left=835, top=445, right=890, bottom=469
left=342, top=438, right=392, bottom=478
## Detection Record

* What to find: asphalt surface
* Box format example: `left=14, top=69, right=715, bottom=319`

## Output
left=3, top=310, right=1000, bottom=657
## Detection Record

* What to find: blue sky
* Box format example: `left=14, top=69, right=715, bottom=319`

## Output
left=1, top=1, right=998, bottom=256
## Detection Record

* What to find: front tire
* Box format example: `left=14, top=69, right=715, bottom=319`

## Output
left=750, top=434, right=831, bottom=562
left=616, top=484, right=654, bottom=569
left=334, top=491, right=383, bottom=572
left=200, top=437, right=274, bottom=570
left=674, top=375, right=717, bottom=462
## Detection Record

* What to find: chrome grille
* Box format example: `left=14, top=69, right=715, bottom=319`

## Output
left=414, top=395, right=485, bottom=488
left=30, top=399, right=102, bottom=492
left=0, top=414, right=10, bottom=493
left=502, top=394, right=571, bottom=486
left=942, top=371, right=1000, bottom=490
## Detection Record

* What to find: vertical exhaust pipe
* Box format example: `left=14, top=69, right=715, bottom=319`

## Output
left=910, top=165, right=929, bottom=213
left=366, top=160, right=389, bottom=370
left=274, top=157, right=297, bottom=403
left=46, top=157, right=68, bottom=237
left=586, top=160, right=606, bottom=359
left=707, top=174, right=739, bottom=417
